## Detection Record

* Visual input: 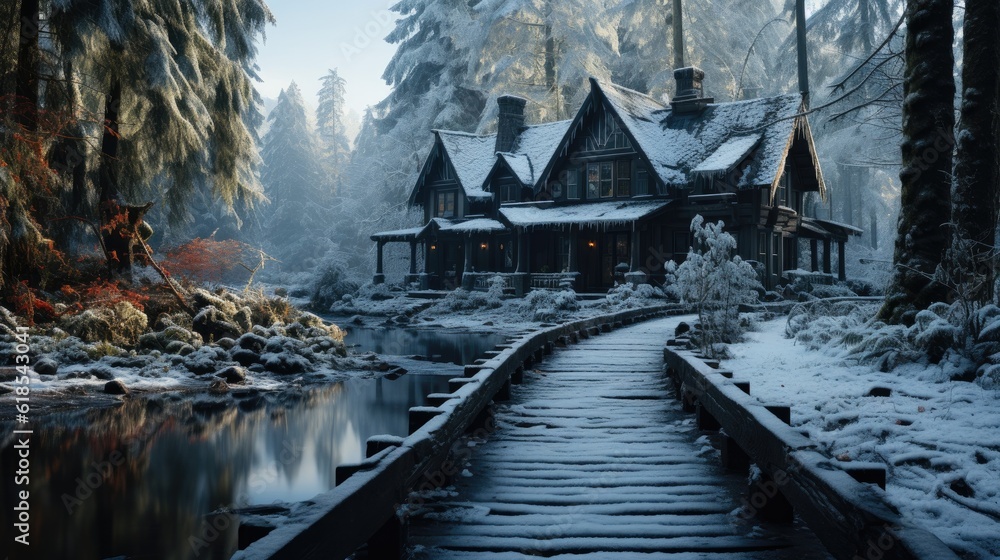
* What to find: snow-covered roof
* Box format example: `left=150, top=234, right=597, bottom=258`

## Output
left=436, top=131, right=497, bottom=200
left=595, top=79, right=808, bottom=191
left=370, top=226, right=426, bottom=242
left=500, top=200, right=672, bottom=229
left=503, top=120, right=573, bottom=185
left=692, top=134, right=763, bottom=175
left=434, top=217, right=508, bottom=233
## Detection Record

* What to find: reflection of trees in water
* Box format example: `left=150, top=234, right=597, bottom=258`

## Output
left=345, top=327, right=504, bottom=365
left=0, top=376, right=450, bottom=559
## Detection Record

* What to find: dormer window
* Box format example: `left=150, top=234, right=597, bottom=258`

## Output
left=565, top=168, right=580, bottom=199
left=436, top=191, right=457, bottom=218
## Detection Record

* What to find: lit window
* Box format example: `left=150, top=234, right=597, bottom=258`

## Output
left=587, top=163, right=600, bottom=199
left=436, top=191, right=456, bottom=218
left=601, top=162, right=613, bottom=197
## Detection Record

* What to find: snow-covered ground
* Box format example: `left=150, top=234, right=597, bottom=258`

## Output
left=724, top=318, right=1000, bottom=559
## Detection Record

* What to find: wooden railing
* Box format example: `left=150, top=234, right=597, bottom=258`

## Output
left=663, top=345, right=959, bottom=560
left=529, top=272, right=578, bottom=290
left=234, top=304, right=677, bottom=560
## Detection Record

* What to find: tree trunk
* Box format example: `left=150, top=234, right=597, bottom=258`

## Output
left=950, top=0, right=1000, bottom=303
left=15, top=0, right=39, bottom=132
left=98, top=78, right=133, bottom=273
left=878, top=0, right=955, bottom=325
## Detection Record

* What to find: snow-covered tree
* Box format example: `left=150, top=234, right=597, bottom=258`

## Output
left=317, top=69, right=351, bottom=195
left=950, top=0, right=1000, bottom=303
left=670, top=216, right=761, bottom=356
left=879, top=0, right=955, bottom=325
left=260, top=82, right=330, bottom=269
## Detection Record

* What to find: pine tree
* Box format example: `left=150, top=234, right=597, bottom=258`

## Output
left=260, top=82, right=329, bottom=262
left=317, top=69, right=351, bottom=195
left=878, top=0, right=955, bottom=325
left=45, top=0, right=273, bottom=271
left=949, top=0, right=1000, bottom=303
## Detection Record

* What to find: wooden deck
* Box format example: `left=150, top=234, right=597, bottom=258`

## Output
left=406, top=317, right=832, bottom=559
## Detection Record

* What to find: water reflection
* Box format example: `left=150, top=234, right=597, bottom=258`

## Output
left=0, top=374, right=448, bottom=560
left=341, top=324, right=505, bottom=365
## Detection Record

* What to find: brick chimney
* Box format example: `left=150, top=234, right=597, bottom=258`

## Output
left=670, top=67, right=714, bottom=114
left=495, top=95, right=527, bottom=153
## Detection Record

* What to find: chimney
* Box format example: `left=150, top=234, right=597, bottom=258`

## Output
left=671, top=67, right=714, bottom=114
left=795, top=0, right=810, bottom=107
left=495, top=95, right=527, bottom=153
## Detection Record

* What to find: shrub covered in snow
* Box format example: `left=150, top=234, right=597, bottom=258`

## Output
left=60, top=301, right=148, bottom=346
left=521, top=286, right=579, bottom=322
left=605, top=282, right=670, bottom=310
left=787, top=298, right=1000, bottom=383
left=668, top=216, right=761, bottom=356
left=311, top=258, right=359, bottom=311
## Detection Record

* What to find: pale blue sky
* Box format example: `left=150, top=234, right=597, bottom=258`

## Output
left=256, top=1, right=399, bottom=114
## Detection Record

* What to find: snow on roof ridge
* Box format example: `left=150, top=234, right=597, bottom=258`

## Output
left=594, top=79, right=668, bottom=109
left=434, top=129, right=493, bottom=138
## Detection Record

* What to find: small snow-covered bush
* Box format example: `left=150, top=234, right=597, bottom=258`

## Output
left=312, top=259, right=359, bottom=311
left=61, top=301, right=148, bottom=346
left=521, top=287, right=578, bottom=321
left=669, top=216, right=761, bottom=356
left=606, top=282, right=668, bottom=310
left=357, top=282, right=395, bottom=301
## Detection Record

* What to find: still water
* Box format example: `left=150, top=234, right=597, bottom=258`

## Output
left=0, top=327, right=501, bottom=560
left=340, top=323, right=506, bottom=366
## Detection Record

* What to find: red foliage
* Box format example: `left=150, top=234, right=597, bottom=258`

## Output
left=74, top=280, right=150, bottom=311
left=162, top=238, right=254, bottom=284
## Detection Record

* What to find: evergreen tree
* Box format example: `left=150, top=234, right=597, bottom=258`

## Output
left=878, top=0, right=955, bottom=325
left=260, top=82, right=330, bottom=269
left=47, top=0, right=272, bottom=270
left=317, top=68, right=351, bottom=195
left=949, top=0, right=1000, bottom=303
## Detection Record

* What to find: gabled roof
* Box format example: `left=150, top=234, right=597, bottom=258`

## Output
left=411, top=120, right=573, bottom=206
left=574, top=79, right=824, bottom=197
left=436, top=131, right=497, bottom=200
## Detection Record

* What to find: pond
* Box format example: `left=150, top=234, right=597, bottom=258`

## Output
left=340, top=323, right=506, bottom=366
left=0, top=326, right=503, bottom=559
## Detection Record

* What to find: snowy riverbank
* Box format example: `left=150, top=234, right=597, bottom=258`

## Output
left=724, top=317, right=1000, bottom=559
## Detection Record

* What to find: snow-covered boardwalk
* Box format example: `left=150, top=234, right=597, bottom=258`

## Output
left=408, top=317, right=831, bottom=559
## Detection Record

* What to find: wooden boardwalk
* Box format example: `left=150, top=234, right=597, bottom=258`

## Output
left=406, top=317, right=832, bottom=559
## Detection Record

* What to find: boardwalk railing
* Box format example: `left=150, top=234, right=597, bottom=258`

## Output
left=664, top=345, right=960, bottom=560
left=234, top=304, right=676, bottom=560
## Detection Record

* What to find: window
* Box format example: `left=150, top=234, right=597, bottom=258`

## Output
left=601, top=162, right=613, bottom=197
left=557, top=236, right=571, bottom=272
left=636, top=168, right=649, bottom=196
left=775, top=172, right=788, bottom=207
left=616, top=161, right=632, bottom=197
left=436, top=191, right=456, bottom=218
left=587, top=163, right=600, bottom=199
left=500, top=180, right=519, bottom=203
left=566, top=168, right=580, bottom=199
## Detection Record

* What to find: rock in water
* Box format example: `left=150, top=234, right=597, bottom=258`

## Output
left=216, top=366, right=247, bottom=385
left=104, top=380, right=129, bottom=395
left=34, top=359, right=58, bottom=376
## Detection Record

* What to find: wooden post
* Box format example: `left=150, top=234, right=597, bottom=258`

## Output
left=810, top=239, right=819, bottom=272
left=374, top=241, right=385, bottom=284
left=697, top=403, right=720, bottom=431
left=568, top=227, right=579, bottom=273
left=721, top=435, right=750, bottom=472
left=367, top=514, right=407, bottom=560
left=838, top=240, right=847, bottom=281
left=823, top=239, right=832, bottom=274
left=409, top=241, right=418, bottom=275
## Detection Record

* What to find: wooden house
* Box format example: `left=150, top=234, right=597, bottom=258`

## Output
left=371, top=67, right=860, bottom=294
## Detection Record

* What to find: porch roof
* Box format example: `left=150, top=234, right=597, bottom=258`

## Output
left=370, top=226, right=427, bottom=242
left=500, top=200, right=673, bottom=229
left=432, top=217, right=508, bottom=234
left=798, top=217, right=864, bottom=241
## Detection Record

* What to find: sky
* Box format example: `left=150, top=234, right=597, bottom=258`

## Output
left=255, top=1, right=399, bottom=116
